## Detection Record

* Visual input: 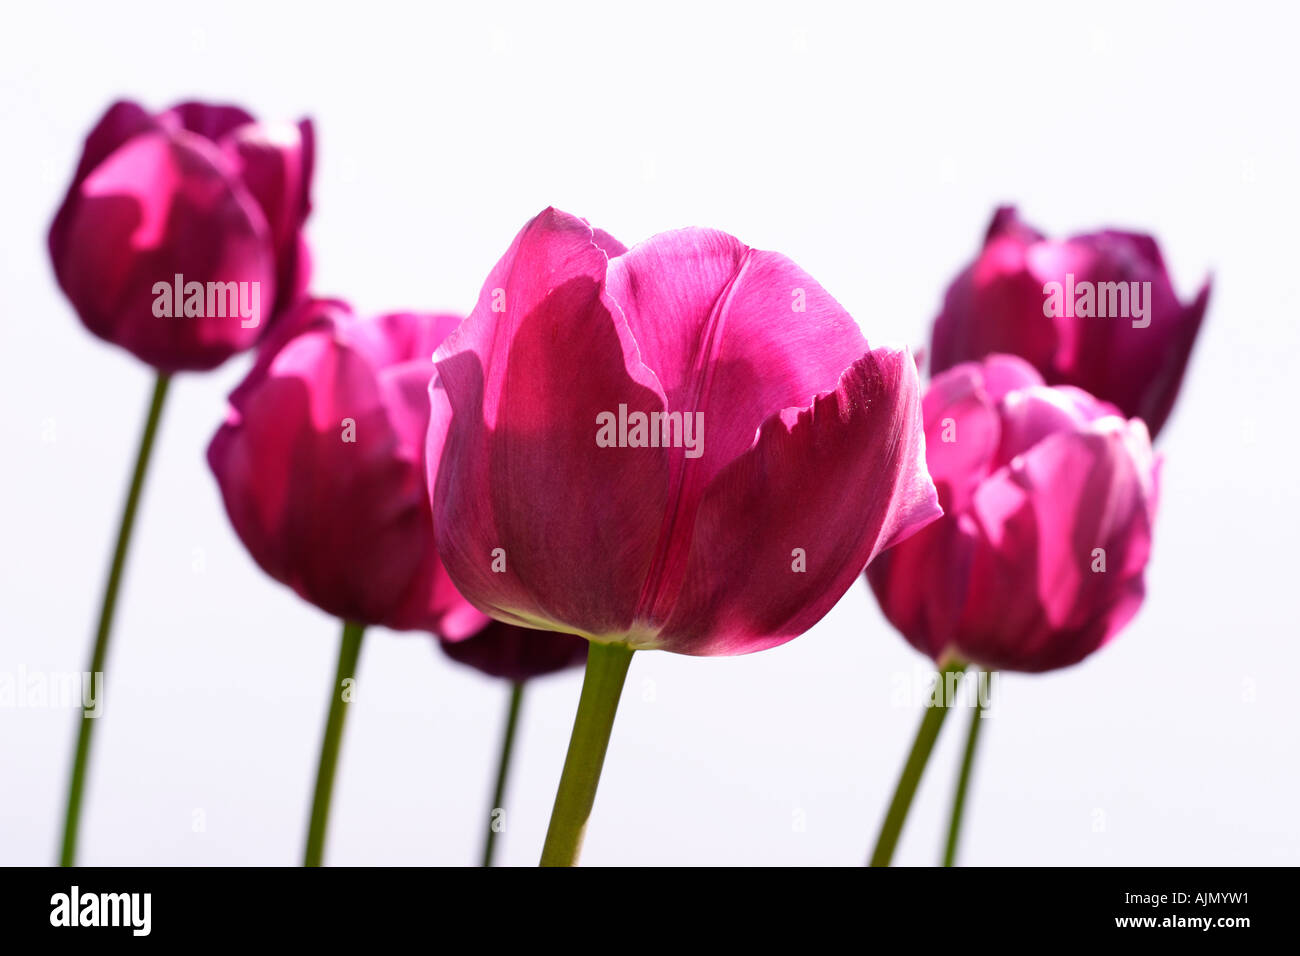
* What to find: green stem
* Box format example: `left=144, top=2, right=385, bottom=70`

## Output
left=869, top=659, right=967, bottom=867
left=540, top=641, right=633, bottom=866
left=481, top=681, right=525, bottom=867
left=304, top=620, right=365, bottom=867
left=59, top=372, right=171, bottom=867
left=943, top=672, right=990, bottom=867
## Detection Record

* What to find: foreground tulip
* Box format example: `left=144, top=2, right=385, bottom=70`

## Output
left=929, top=207, right=1209, bottom=438
left=864, top=354, right=1160, bottom=866
left=427, top=207, right=941, bottom=864
left=438, top=624, right=587, bottom=866
left=50, top=99, right=314, bottom=866
left=209, top=299, right=482, bottom=865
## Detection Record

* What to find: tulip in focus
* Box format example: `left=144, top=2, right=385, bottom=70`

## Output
left=867, top=353, right=1160, bottom=673
left=49, top=99, right=314, bottom=372
left=428, top=207, right=941, bottom=658
left=929, top=207, right=1209, bottom=437
left=427, top=207, right=942, bottom=864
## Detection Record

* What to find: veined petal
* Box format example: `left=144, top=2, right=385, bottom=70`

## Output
left=428, top=208, right=669, bottom=640
left=605, top=228, right=868, bottom=490
left=650, top=347, right=940, bottom=655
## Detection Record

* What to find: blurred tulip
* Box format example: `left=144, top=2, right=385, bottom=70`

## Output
left=209, top=298, right=495, bottom=866
left=427, top=206, right=940, bottom=864
left=439, top=622, right=587, bottom=682
left=53, top=98, right=314, bottom=866
left=49, top=99, right=314, bottom=372
left=929, top=207, right=1209, bottom=437
left=867, top=353, right=1160, bottom=673
left=208, top=298, right=482, bottom=636
left=866, top=354, right=1160, bottom=868
left=427, top=207, right=941, bottom=658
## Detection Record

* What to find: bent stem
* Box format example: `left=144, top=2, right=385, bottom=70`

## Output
left=943, top=672, right=990, bottom=867
left=869, top=658, right=967, bottom=867
left=481, top=681, right=525, bottom=867
left=59, top=371, right=171, bottom=867
left=304, top=620, right=365, bottom=867
left=540, top=641, right=633, bottom=867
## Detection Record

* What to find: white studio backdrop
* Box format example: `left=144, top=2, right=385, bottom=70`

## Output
left=2, top=0, right=1297, bottom=865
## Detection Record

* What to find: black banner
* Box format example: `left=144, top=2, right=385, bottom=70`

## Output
left=0, top=866, right=1277, bottom=942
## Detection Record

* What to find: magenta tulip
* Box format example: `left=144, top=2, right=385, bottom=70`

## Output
left=208, top=299, right=482, bottom=637
left=865, top=353, right=1160, bottom=868
left=866, top=353, right=1159, bottom=673
left=427, top=207, right=941, bottom=658
left=53, top=98, right=315, bottom=865
left=929, top=207, right=1209, bottom=437
left=49, top=99, right=314, bottom=372
left=426, top=207, right=940, bottom=865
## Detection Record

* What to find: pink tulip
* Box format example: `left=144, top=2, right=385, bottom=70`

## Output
left=929, top=207, right=1209, bottom=437
left=49, top=100, right=314, bottom=372
left=866, top=354, right=1160, bottom=672
left=426, top=207, right=941, bottom=657
left=208, top=299, right=483, bottom=636
left=439, top=623, right=588, bottom=682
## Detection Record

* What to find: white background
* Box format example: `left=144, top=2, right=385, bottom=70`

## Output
left=2, top=1, right=1297, bottom=866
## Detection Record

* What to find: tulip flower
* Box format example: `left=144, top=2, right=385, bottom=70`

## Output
left=929, top=206, right=1209, bottom=438
left=208, top=299, right=480, bottom=865
left=49, top=99, right=314, bottom=372
left=426, top=207, right=941, bottom=864
left=437, top=623, right=587, bottom=866
left=864, top=354, right=1160, bottom=866
left=49, top=99, right=314, bottom=866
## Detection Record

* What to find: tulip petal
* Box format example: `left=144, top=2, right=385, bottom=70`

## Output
left=865, top=513, right=978, bottom=663
left=439, top=621, right=588, bottom=682
left=606, top=228, right=869, bottom=490
left=54, top=129, right=275, bottom=371
left=922, top=363, right=1002, bottom=514
left=211, top=302, right=473, bottom=634
left=651, top=347, right=940, bottom=655
left=48, top=100, right=159, bottom=262
left=930, top=222, right=1060, bottom=377
left=428, top=208, right=670, bottom=640
left=160, top=101, right=256, bottom=143
left=222, top=119, right=316, bottom=316
left=210, top=329, right=424, bottom=624
left=959, top=419, right=1157, bottom=671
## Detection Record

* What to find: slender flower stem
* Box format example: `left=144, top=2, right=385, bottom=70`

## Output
left=304, top=620, right=365, bottom=867
left=943, top=672, right=990, bottom=867
left=481, top=681, right=525, bottom=867
left=869, top=659, right=967, bottom=867
left=59, top=372, right=171, bottom=867
left=540, top=641, right=633, bottom=867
